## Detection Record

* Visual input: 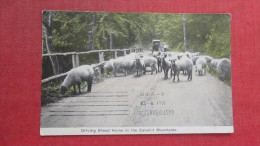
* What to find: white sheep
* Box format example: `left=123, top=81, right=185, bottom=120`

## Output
left=210, top=59, right=220, bottom=68
left=217, top=58, right=231, bottom=80
left=113, top=55, right=136, bottom=76
left=61, top=65, right=94, bottom=95
left=185, top=51, right=200, bottom=58
left=202, top=55, right=213, bottom=65
left=165, top=51, right=176, bottom=57
left=104, top=59, right=115, bottom=76
left=152, top=51, right=160, bottom=57
left=113, top=56, right=128, bottom=77
left=193, top=52, right=200, bottom=56
left=142, top=56, right=158, bottom=75
left=195, top=56, right=207, bottom=75
left=171, top=55, right=193, bottom=81
left=176, top=52, right=185, bottom=59
left=124, top=54, right=136, bottom=74
left=191, top=56, right=200, bottom=65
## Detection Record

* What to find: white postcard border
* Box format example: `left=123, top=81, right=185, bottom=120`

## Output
left=41, top=126, right=233, bottom=136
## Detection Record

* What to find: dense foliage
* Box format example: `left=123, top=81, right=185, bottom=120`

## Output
left=43, top=11, right=230, bottom=54
left=42, top=11, right=231, bottom=76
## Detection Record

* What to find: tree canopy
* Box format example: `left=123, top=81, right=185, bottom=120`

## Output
left=42, top=11, right=231, bottom=78
left=43, top=11, right=230, bottom=56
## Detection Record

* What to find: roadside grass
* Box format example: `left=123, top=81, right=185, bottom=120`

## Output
left=41, top=79, right=87, bottom=106
left=206, top=67, right=231, bottom=86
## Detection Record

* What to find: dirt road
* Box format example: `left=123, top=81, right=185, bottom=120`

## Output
left=41, top=67, right=233, bottom=127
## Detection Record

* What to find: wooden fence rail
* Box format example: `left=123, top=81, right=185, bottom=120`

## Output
left=41, top=48, right=143, bottom=84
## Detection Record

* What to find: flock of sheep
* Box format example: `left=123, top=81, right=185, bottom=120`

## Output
left=59, top=50, right=231, bottom=95
left=103, top=51, right=231, bottom=81
left=104, top=53, right=158, bottom=77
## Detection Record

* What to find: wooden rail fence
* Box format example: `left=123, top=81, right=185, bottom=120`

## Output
left=42, top=48, right=143, bottom=84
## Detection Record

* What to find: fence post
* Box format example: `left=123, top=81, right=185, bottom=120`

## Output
left=99, top=51, right=104, bottom=63
left=114, top=50, right=117, bottom=58
left=72, top=54, right=80, bottom=68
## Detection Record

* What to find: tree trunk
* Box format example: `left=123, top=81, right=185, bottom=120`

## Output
left=87, top=12, right=95, bottom=50
left=43, top=11, right=60, bottom=75
left=109, top=16, right=113, bottom=50
left=109, top=29, right=113, bottom=49
left=182, top=14, right=187, bottom=51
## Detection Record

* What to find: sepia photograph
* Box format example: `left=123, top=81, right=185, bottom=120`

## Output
left=40, top=11, right=233, bottom=135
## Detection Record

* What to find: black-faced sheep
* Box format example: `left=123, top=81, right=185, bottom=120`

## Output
left=162, top=54, right=172, bottom=79
left=61, top=65, right=94, bottom=95
left=217, top=58, right=231, bottom=80
left=157, top=56, right=162, bottom=72
left=171, top=55, right=193, bottom=81
left=134, top=57, right=145, bottom=76
left=195, top=56, right=207, bottom=75
left=191, top=56, right=200, bottom=65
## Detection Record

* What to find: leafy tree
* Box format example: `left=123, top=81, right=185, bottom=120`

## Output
left=185, top=14, right=231, bottom=57
left=42, top=11, right=231, bottom=78
left=42, top=11, right=60, bottom=75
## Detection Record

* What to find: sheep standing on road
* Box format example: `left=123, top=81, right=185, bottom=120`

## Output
left=195, top=56, right=207, bottom=75
left=61, top=65, right=94, bottom=95
left=171, top=55, right=193, bottom=81
left=113, top=56, right=131, bottom=77
left=134, top=57, right=145, bottom=76
left=162, top=54, right=172, bottom=79
left=217, top=58, right=231, bottom=80
left=157, top=55, right=162, bottom=72
left=143, top=56, right=158, bottom=75
left=124, top=54, right=136, bottom=74
left=191, top=56, right=200, bottom=65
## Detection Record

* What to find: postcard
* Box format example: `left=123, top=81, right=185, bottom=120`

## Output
left=41, top=11, right=233, bottom=135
